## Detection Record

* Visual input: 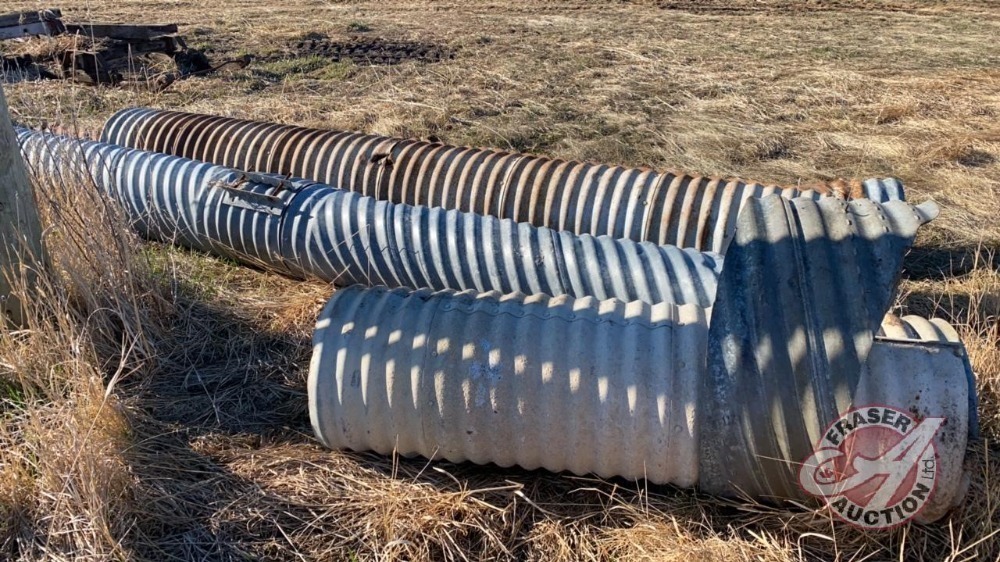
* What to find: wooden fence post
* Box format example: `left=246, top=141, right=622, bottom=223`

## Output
left=0, top=84, right=45, bottom=327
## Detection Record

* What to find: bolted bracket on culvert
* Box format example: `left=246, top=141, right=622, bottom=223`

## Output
left=211, top=175, right=285, bottom=216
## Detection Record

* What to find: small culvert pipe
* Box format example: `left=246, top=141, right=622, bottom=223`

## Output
left=17, top=129, right=720, bottom=306
left=309, top=196, right=970, bottom=522
left=100, top=107, right=905, bottom=253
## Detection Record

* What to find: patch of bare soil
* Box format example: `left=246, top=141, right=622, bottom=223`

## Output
left=283, top=36, right=455, bottom=66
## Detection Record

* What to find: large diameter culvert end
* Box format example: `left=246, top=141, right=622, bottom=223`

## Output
left=307, top=285, right=974, bottom=522
left=854, top=338, right=974, bottom=524
left=699, top=195, right=930, bottom=501
left=699, top=194, right=970, bottom=523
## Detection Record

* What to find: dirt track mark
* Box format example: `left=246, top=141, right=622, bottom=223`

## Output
left=287, top=37, right=455, bottom=66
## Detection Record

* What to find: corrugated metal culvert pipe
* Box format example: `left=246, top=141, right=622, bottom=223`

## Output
left=17, top=129, right=720, bottom=306
left=100, top=107, right=906, bottom=253
left=879, top=314, right=959, bottom=341
left=696, top=194, right=967, bottom=523
left=309, top=196, right=974, bottom=523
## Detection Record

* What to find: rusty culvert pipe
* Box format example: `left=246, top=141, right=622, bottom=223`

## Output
left=99, top=107, right=906, bottom=254
left=309, top=196, right=973, bottom=523
left=17, top=128, right=721, bottom=306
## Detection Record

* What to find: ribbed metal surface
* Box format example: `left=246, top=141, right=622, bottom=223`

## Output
left=309, top=286, right=708, bottom=486
left=861, top=177, right=906, bottom=203
left=18, top=129, right=720, bottom=306
left=100, top=107, right=905, bottom=253
left=879, top=313, right=960, bottom=342
left=308, top=196, right=972, bottom=519
left=18, top=129, right=302, bottom=271
left=699, top=194, right=941, bottom=501
left=307, top=287, right=973, bottom=520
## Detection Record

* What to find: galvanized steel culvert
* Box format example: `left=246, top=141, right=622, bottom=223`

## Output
left=698, top=194, right=942, bottom=503
left=879, top=314, right=960, bottom=342
left=308, top=288, right=973, bottom=523
left=100, top=107, right=906, bottom=253
left=17, top=128, right=720, bottom=306
left=879, top=313, right=980, bottom=441
left=308, top=195, right=973, bottom=522
left=310, top=287, right=710, bottom=487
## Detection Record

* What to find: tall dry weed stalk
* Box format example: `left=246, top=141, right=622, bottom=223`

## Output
left=0, top=144, right=172, bottom=560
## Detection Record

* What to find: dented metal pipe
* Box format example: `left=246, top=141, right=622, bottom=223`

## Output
left=17, top=128, right=720, bottom=306
left=697, top=194, right=949, bottom=506
left=100, top=107, right=905, bottom=253
left=309, top=196, right=973, bottom=524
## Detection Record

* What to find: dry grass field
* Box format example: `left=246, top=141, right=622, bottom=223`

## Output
left=1, top=0, right=999, bottom=560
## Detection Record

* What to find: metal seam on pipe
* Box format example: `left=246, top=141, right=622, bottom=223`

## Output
left=698, top=195, right=940, bottom=501
left=99, top=108, right=906, bottom=253
left=18, top=128, right=721, bottom=306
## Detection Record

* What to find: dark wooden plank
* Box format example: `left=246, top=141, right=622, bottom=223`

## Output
left=0, top=12, right=42, bottom=27
left=0, top=9, right=61, bottom=29
left=65, top=23, right=178, bottom=40
left=0, top=21, right=53, bottom=40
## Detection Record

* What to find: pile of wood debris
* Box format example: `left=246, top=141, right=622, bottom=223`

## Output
left=0, top=8, right=247, bottom=89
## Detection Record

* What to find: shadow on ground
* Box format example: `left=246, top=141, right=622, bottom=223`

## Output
left=903, top=244, right=999, bottom=282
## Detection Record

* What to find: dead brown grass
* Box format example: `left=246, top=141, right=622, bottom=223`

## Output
left=2, top=0, right=1000, bottom=560
left=0, top=155, right=167, bottom=559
